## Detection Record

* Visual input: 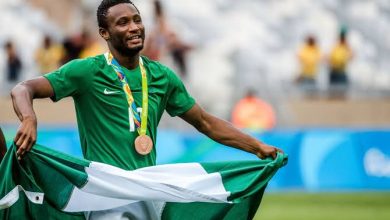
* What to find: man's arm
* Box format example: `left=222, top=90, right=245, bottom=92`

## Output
left=0, top=127, right=6, bottom=162
left=180, top=104, right=283, bottom=159
left=10, top=77, right=54, bottom=158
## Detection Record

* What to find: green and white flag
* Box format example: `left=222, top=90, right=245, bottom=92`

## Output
left=0, top=144, right=287, bottom=220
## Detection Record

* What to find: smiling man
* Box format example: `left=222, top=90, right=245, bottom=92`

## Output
left=10, top=0, right=282, bottom=219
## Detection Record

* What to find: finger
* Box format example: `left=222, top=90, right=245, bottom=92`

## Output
left=17, top=147, right=25, bottom=156
left=272, top=150, right=277, bottom=159
left=25, top=138, right=35, bottom=152
left=15, top=133, right=26, bottom=147
left=256, top=152, right=264, bottom=159
left=19, top=138, right=31, bottom=157
left=16, top=138, right=26, bottom=155
left=17, top=138, right=29, bottom=157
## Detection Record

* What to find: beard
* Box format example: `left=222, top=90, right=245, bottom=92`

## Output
left=115, top=43, right=144, bottom=57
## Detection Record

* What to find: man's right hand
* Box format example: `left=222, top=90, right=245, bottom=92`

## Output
left=11, top=77, right=54, bottom=160
left=15, top=116, right=37, bottom=159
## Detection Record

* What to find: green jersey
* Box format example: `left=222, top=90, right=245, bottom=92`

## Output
left=44, top=54, right=195, bottom=170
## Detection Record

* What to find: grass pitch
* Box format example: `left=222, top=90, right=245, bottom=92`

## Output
left=254, top=192, right=390, bottom=220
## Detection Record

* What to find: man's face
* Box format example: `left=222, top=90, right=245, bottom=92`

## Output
left=101, top=3, right=145, bottom=56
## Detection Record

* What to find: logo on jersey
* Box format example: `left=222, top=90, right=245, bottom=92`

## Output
left=103, top=89, right=120, bottom=95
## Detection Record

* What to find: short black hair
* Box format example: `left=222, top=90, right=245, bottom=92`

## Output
left=97, top=0, right=140, bottom=29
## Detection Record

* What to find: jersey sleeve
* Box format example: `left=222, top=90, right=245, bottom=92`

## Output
left=43, top=58, right=94, bottom=101
left=165, top=67, right=195, bottom=117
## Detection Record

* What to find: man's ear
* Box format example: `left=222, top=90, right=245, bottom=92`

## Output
left=99, top=27, right=110, bottom=41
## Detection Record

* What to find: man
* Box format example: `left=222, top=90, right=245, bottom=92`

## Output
left=11, top=0, right=282, bottom=218
left=328, top=28, right=353, bottom=99
left=328, top=29, right=353, bottom=85
left=297, top=35, right=321, bottom=84
left=142, top=0, right=191, bottom=77
left=35, top=35, right=65, bottom=73
left=231, top=89, right=276, bottom=130
left=4, top=41, right=22, bottom=83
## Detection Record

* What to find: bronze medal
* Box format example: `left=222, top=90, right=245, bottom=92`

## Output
left=134, top=134, right=153, bottom=155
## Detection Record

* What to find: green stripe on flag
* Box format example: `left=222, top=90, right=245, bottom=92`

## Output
left=162, top=154, right=287, bottom=220
left=161, top=189, right=265, bottom=220
left=201, top=153, right=287, bottom=202
left=31, top=144, right=90, bottom=171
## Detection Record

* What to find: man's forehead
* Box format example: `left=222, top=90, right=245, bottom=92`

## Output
left=107, top=3, right=139, bottom=18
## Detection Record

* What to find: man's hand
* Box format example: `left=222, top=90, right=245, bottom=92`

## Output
left=15, top=116, right=37, bottom=159
left=11, top=77, right=54, bottom=160
left=255, top=143, right=284, bottom=160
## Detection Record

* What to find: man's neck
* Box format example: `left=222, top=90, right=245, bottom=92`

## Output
left=109, top=48, right=140, bottom=70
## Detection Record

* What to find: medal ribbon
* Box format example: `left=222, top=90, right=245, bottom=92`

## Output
left=107, top=53, right=148, bottom=135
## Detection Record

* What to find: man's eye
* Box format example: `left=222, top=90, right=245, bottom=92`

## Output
left=134, top=16, right=142, bottom=23
left=117, top=20, right=128, bottom=25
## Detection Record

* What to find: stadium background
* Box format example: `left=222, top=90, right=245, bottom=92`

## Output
left=0, top=0, right=389, bottom=219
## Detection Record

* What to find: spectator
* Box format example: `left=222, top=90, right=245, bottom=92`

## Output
left=35, top=35, right=65, bottom=74
left=4, top=41, right=22, bottom=83
left=142, top=0, right=192, bottom=78
left=167, top=31, right=192, bottom=78
left=142, top=0, right=168, bottom=61
left=328, top=27, right=353, bottom=97
left=296, top=35, right=321, bottom=85
left=231, top=90, right=276, bottom=131
left=79, top=31, right=105, bottom=59
left=61, top=34, right=84, bottom=64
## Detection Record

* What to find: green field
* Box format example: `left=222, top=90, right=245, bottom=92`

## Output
left=254, top=192, right=390, bottom=220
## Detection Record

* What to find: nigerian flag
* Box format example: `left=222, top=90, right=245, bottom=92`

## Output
left=0, top=144, right=287, bottom=220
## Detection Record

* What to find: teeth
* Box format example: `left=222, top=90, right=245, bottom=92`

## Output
left=130, top=36, right=139, bottom=40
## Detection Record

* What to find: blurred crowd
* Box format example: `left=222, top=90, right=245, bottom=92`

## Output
left=3, top=30, right=105, bottom=84
left=1, top=0, right=390, bottom=130
left=1, top=0, right=192, bottom=85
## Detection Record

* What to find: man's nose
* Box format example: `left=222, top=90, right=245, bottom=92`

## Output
left=128, top=21, right=140, bottom=32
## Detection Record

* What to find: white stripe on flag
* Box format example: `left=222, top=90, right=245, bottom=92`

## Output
left=64, top=162, right=230, bottom=212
